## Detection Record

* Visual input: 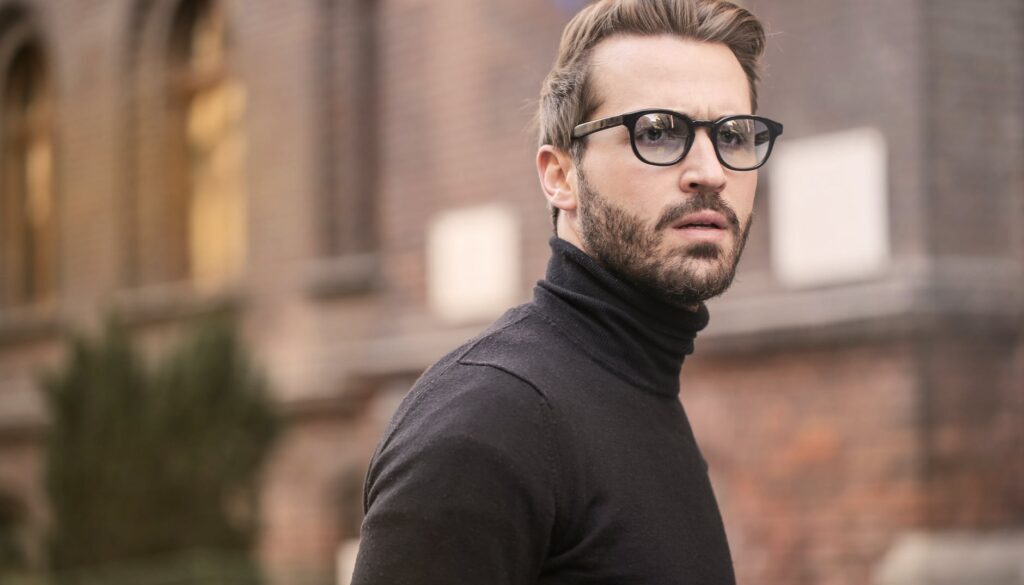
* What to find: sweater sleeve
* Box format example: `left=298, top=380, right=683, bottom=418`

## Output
left=351, top=363, right=558, bottom=585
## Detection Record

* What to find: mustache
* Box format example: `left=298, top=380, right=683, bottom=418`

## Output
left=653, top=192, right=741, bottom=233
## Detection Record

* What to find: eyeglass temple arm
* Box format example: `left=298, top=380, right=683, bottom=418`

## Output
left=572, top=115, right=625, bottom=139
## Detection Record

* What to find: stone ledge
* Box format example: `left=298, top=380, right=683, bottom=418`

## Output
left=303, top=253, right=381, bottom=300
left=319, top=324, right=486, bottom=380
left=702, top=256, right=1023, bottom=353
left=110, top=281, right=243, bottom=327
left=0, top=304, right=62, bottom=347
left=874, top=531, right=1024, bottom=585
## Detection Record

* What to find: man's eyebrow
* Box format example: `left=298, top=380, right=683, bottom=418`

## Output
left=648, top=107, right=743, bottom=120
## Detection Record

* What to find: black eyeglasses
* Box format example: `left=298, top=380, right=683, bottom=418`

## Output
left=572, top=109, right=784, bottom=171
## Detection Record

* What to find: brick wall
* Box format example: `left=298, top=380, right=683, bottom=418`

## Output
left=686, top=340, right=924, bottom=585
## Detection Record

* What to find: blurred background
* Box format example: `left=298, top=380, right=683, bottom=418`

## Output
left=0, top=0, right=1021, bottom=584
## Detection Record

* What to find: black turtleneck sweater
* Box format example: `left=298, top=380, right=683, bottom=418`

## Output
left=352, top=238, right=735, bottom=585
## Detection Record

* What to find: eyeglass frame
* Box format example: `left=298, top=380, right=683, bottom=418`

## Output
left=571, top=108, right=784, bottom=171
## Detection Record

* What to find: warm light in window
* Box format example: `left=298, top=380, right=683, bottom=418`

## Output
left=178, top=1, right=247, bottom=291
left=1, top=47, right=54, bottom=307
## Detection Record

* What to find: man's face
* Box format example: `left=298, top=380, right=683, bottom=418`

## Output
left=569, top=35, right=758, bottom=305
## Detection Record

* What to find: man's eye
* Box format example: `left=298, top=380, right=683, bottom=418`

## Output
left=719, top=129, right=748, bottom=147
left=640, top=128, right=666, bottom=142
left=637, top=125, right=686, bottom=145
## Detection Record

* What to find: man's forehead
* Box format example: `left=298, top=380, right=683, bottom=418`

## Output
left=587, top=34, right=751, bottom=119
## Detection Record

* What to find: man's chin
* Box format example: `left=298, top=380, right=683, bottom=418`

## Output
left=659, top=256, right=739, bottom=302
left=665, top=245, right=732, bottom=276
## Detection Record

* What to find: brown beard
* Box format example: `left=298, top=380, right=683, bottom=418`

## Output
left=575, top=167, right=752, bottom=307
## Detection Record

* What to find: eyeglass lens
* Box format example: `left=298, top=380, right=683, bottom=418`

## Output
left=632, top=112, right=772, bottom=169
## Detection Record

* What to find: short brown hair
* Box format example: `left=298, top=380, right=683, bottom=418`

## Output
left=539, top=0, right=766, bottom=154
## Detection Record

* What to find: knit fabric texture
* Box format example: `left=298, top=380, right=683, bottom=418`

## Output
left=352, top=237, right=735, bottom=585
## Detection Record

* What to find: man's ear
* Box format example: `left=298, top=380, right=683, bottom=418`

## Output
left=536, top=144, right=578, bottom=213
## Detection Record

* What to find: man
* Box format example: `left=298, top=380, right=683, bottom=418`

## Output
left=352, top=1, right=783, bottom=583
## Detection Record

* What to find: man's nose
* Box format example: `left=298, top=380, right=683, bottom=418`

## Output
left=679, top=130, right=726, bottom=193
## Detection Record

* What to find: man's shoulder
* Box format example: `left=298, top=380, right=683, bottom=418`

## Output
left=425, top=303, right=564, bottom=388
left=378, top=303, right=572, bottom=446
left=449, top=302, right=571, bottom=388
left=367, top=305, right=568, bottom=486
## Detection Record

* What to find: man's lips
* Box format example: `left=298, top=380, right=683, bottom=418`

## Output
left=671, top=210, right=729, bottom=231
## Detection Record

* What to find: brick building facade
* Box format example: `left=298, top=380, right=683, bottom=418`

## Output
left=0, top=0, right=1021, bottom=584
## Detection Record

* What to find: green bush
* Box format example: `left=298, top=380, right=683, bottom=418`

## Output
left=41, top=315, right=278, bottom=581
left=0, top=493, right=27, bottom=575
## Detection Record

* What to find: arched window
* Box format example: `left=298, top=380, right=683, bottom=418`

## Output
left=319, top=0, right=378, bottom=259
left=167, top=0, right=246, bottom=290
left=0, top=42, right=53, bottom=308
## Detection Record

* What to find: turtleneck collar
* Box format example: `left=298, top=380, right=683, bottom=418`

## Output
left=532, top=237, right=709, bottom=397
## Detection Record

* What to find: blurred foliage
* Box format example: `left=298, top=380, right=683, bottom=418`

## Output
left=0, top=494, right=26, bottom=574
left=39, top=315, right=278, bottom=582
left=0, top=550, right=260, bottom=585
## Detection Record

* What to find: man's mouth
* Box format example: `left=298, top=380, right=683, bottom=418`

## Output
left=672, top=211, right=729, bottom=231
